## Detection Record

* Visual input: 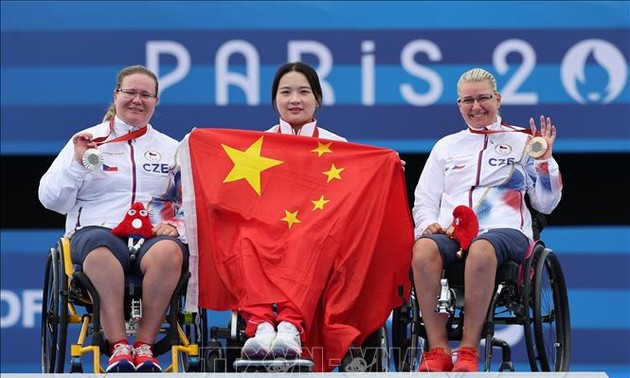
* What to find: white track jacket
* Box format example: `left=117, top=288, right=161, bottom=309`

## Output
left=413, top=117, right=563, bottom=241
left=39, top=116, right=186, bottom=242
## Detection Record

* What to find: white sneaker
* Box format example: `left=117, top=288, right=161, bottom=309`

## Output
left=271, top=321, right=302, bottom=359
left=241, top=322, right=276, bottom=359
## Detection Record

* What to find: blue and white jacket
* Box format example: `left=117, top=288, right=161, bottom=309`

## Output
left=39, top=116, right=186, bottom=242
left=413, top=116, right=563, bottom=241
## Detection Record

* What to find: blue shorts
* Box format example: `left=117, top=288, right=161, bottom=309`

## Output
left=70, top=226, right=189, bottom=276
left=420, top=228, right=529, bottom=267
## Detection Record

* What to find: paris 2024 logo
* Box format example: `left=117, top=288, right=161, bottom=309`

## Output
left=561, top=39, right=628, bottom=104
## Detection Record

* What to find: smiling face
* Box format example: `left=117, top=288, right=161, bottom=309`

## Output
left=274, top=71, right=319, bottom=129
left=114, top=73, right=159, bottom=128
left=457, top=80, right=501, bottom=129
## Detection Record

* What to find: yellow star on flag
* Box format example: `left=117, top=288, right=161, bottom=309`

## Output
left=311, top=195, right=330, bottom=210
left=323, top=163, right=345, bottom=182
left=222, top=136, right=284, bottom=195
left=281, top=209, right=301, bottom=229
left=311, top=141, right=333, bottom=157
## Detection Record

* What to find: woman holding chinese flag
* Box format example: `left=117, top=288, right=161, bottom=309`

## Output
left=181, top=61, right=413, bottom=372
left=240, top=62, right=347, bottom=359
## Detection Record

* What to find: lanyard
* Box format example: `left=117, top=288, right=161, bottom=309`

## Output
left=468, top=121, right=540, bottom=137
left=81, top=119, right=148, bottom=170
left=277, top=124, right=319, bottom=138
left=92, top=118, right=148, bottom=146
left=469, top=122, right=547, bottom=158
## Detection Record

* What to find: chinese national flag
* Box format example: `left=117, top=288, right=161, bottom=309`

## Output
left=179, top=128, right=413, bottom=371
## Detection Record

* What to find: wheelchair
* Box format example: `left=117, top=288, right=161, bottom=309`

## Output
left=204, top=310, right=390, bottom=373
left=391, top=216, right=571, bottom=372
left=41, top=237, right=206, bottom=373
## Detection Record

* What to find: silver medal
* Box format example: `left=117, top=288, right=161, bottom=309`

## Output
left=82, top=148, right=104, bottom=170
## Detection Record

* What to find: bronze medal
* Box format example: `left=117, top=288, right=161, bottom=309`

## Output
left=526, top=137, right=548, bottom=158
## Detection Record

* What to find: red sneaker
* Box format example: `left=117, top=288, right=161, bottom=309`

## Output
left=134, top=343, right=162, bottom=372
left=452, top=347, right=479, bottom=372
left=418, top=347, right=453, bottom=372
left=106, top=342, right=135, bottom=373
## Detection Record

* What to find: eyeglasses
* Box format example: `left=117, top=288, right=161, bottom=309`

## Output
left=116, top=88, right=157, bottom=100
left=457, top=94, right=494, bottom=105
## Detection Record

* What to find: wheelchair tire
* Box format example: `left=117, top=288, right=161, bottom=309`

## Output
left=533, top=248, right=571, bottom=371
left=224, top=314, right=246, bottom=372
left=339, top=326, right=389, bottom=372
left=521, top=242, right=544, bottom=371
left=391, top=301, right=415, bottom=372
left=40, top=245, right=68, bottom=373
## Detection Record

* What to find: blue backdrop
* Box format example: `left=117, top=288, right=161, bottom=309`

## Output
left=1, top=1, right=628, bottom=155
left=1, top=1, right=629, bottom=376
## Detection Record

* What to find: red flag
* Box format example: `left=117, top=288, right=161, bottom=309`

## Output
left=180, top=128, right=413, bottom=371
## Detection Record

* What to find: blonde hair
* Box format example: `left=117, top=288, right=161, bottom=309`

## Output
left=102, top=65, right=159, bottom=122
left=457, top=68, right=498, bottom=96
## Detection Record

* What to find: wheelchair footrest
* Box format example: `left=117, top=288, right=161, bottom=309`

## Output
left=233, top=358, right=314, bottom=372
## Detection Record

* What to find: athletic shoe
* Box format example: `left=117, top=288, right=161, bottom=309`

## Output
left=452, top=347, right=479, bottom=372
left=106, top=342, right=135, bottom=373
left=241, top=322, right=276, bottom=359
left=418, top=347, right=453, bottom=372
left=134, top=343, right=162, bottom=372
left=271, top=321, right=302, bottom=359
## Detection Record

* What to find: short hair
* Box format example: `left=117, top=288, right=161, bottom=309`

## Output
left=457, top=68, right=498, bottom=96
left=271, top=62, right=323, bottom=112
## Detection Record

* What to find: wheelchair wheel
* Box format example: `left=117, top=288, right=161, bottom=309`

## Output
left=224, top=313, right=246, bottom=372
left=204, top=340, right=226, bottom=372
left=41, top=245, right=68, bottom=373
left=391, top=298, right=417, bottom=371
left=532, top=248, right=571, bottom=371
left=521, top=242, right=543, bottom=371
left=340, top=326, right=389, bottom=372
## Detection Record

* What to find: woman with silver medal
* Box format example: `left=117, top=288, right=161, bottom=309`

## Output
left=39, top=65, right=188, bottom=373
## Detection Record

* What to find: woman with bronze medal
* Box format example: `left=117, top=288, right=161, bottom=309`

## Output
left=410, top=68, right=563, bottom=372
left=39, top=65, right=188, bottom=373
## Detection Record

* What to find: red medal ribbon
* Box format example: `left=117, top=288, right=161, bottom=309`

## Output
left=468, top=121, right=540, bottom=137
left=277, top=124, right=319, bottom=138
left=92, top=118, right=148, bottom=146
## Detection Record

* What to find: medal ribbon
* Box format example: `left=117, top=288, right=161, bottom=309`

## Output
left=470, top=121, right=548, bottom=159
left=468, top=121, right=541, bottom=137
left=92, top=118, right=148, bottom=146
left=277, top=124, right=319, bottom=138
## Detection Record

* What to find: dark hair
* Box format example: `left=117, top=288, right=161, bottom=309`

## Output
left=271, top=62, right=323, bottom=113
left=102, top=65, right=159, bottom=122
